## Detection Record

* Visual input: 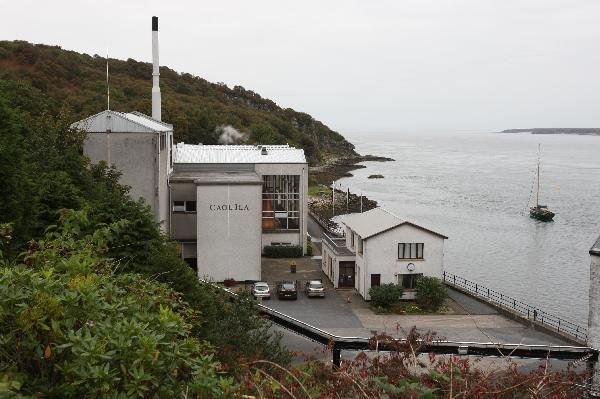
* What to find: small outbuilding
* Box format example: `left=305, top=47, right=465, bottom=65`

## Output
left=321, top=207, right=447, bottom=300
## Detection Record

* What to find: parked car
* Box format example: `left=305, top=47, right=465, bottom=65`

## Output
left=304, top=280, right=325, bottom=298
left=251, top=282, right=271, bottom=300
left=277, top=281, right=298, bottom=300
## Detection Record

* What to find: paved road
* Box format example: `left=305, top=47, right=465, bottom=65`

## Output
left=307, top=214, right=326, bottom=239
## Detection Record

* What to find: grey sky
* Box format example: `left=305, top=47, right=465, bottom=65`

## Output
left=2, top=0, right=600, bottom=133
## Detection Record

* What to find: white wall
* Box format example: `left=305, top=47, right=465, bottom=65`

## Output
left=360, top=224, right=445, bottom=300
left=196, top=183, right=262, bottom=282
left=85, top=132, right=157, bottom=218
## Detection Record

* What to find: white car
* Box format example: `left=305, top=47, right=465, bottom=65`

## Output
left=251, top=282, right=271, bottom=299
left=304, top=280, right=325, bottom=298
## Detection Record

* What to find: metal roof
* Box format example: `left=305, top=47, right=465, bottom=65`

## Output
left=322, top=234, right=355, bottom=257
left=71, top=110, right=173, bottom=133
left=591, top=235, right=600, bottom=256
left=339, top=207, right=448, bottom=240
left=173, top=143, right=306, bottom=164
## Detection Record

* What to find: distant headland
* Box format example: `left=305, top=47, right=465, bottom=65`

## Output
left=501, top=128, right=600, bottom=136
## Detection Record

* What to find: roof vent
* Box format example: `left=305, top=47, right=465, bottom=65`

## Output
left=261, top=147, right=268, bottom=155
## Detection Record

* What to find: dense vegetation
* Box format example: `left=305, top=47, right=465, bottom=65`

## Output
left=0, top=40, right=357, bottom=164
left=0, top=80, right=289, bottom=396
left=0, top=212, right=236, bottom=397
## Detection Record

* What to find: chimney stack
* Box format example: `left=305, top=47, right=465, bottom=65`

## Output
left=152, top=16, right=161, bottom=121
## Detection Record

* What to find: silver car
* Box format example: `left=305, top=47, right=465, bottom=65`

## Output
left=251, top=282, right=271, bottom=299
left=304, top=280, right=325, bottom=298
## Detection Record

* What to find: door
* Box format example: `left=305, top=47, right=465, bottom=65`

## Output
left=371, top=274, right=381, bottom=288
left=339, top=261, right=355, bottom=288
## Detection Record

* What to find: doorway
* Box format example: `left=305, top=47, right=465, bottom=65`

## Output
left=371, top=273, right=381, bottom=288
left=339, top=262, right=355, bottom=288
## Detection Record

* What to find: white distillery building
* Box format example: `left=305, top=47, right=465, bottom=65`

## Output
left=72, top=16, right=308, bottom=282
left=321, top=208, right=447, bottom=300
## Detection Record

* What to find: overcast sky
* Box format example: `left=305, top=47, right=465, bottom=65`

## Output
left=2, top=0, right=600, bottom=133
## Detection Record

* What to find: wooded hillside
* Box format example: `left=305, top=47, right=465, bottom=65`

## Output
left=0, top=40, right=356, bottom=164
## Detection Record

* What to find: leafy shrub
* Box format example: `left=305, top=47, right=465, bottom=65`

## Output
left=0, top=211, right=237, bottom=398
left=368, top=283, right=404, bottom=309
left=415, top=276, right=447, bottom=311
left=263, top=245, right=303, bottom=258
left=306, top=236, right=313, bottom=256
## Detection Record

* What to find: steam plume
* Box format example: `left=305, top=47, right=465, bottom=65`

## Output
left=216, top=125, right=247, bottom=144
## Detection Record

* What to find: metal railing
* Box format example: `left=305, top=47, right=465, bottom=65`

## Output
left=443, top=271, right=588, bottom=343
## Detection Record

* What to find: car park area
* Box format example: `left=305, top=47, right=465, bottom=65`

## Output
left=260, top=256, right=364, bottom=332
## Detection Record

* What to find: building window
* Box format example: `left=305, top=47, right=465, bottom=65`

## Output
left=160, top=134, right=166, bottom=151
left=357, top=237, right=363, bottom=255
left=350, top=231, right=355, bottom=247
left=262, top=175, right=300, bottom=231
left=398, top=243, right=424, bottom=259
left=173, top=200, right=196, bottom=213
left=185, top=201, right=197, bottom=212
left=399, top=273, right=423, bottom=290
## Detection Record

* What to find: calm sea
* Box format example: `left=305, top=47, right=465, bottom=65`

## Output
left=338, top=131, right=600, bottom=326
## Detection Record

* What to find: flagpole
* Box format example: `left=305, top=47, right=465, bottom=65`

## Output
left=332, top=180, right=335, bottom=218
left=346, top=187, right=349, bottom=214
left=360, top=191, right=363, bottom=213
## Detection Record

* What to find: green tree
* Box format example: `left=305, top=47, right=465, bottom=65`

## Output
left=0, top=210, right=237, bottom=398
left=369, top=283, right=404, bottom=310
left=415, top=276, right=447, bottom=311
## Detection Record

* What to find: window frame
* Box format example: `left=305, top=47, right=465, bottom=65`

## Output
left=398, top=242, right=424, bottom=260
left=262, top=175, right=301, bottom=231
left=399, top=273, right=423, bottom=290
left=173, top=200, right=197, bottom=213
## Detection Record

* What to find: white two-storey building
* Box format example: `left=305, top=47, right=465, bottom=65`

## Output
left=321, top=207, right=447, bottom=300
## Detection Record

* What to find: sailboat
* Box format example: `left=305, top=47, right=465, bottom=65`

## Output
left=529, top=144, right=555, bottom=222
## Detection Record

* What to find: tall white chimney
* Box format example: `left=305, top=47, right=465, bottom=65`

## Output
left=152, top=16, right=161, bottom=121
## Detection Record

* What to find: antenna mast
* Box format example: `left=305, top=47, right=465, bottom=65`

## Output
left=535, top=144, right=541, bottom=207
left=106, top=49, right=110, bottom=111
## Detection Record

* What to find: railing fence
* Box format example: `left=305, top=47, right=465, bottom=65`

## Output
left=443, top=271, right=588, bottom=343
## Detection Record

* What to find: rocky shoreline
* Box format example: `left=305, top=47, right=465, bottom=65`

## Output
left=309, top=154, right=394, bottom=186
left=308, top=154, right=393, bottom=233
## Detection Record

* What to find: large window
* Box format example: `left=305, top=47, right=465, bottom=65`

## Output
left=398, top=243, right=424, bottom=259
left=262, top=175, right=300, bottom=231
left=399, top=273, right=423, bottom=289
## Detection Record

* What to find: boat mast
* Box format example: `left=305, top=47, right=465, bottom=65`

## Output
left=535, top=144, right=540, bottom=208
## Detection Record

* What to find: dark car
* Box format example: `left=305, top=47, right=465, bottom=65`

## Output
left=304, top=280, right=325, bottom=297
left=277, top=281, right=298, bottom=300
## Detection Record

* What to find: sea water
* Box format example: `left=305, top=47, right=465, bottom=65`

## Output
left=337, top=131, right=600, bottom=326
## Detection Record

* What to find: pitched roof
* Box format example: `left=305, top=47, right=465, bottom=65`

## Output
left=71, top=110, right=173, bottom=133
left=173, top=143, right=306, bottom=164
left=591, top=235, right=600, bottom=256
left=339, top=207, right=448, bottom=240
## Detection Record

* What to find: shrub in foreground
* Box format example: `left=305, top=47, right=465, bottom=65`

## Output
left=416, top=276, right=447, bottom=311
left=369, top=283, right=404, bottom=310
left=263, top=245, right=303, bottom=258
left=0, top=212, right=237, bottom=398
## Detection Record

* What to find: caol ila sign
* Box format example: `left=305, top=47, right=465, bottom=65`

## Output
left=209, top=203, right=250, bottom=211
